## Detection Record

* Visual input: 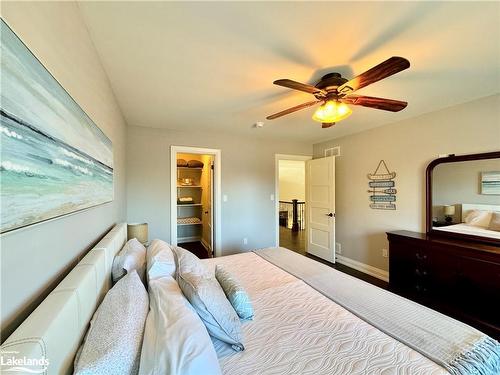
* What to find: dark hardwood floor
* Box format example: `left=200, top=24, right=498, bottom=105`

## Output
left=306, top=253, right=388, bottom=289
left=279, top=226, right=306, bottom=254
left=179, top=241, right=210, bottom=259
left=280, top=226, right=388, bottom=289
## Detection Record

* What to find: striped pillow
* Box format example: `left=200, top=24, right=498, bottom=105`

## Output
left=216, top=265, right=254, bottom=321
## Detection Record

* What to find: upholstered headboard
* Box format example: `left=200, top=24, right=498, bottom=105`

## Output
left=1, top=223, right=127, bottom=374
left=461, top=203, right=500, bottom=221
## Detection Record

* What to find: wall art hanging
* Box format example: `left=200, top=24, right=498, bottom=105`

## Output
left=0, top=19, right=113, bottom=233
left=480, top=171, right=500, bottom=195
left=367, top=160, right=397, bottom=210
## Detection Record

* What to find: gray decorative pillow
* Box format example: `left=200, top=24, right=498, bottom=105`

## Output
left=112, top=238, right=146, bottom=284
left=216, top=265, right=254, bottom=321
left=74, top=270, right=149, bottom=375
left=174, top=246, right=244, bottom=351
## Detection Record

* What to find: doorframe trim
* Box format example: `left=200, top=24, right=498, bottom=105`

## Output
left=171, top=146, right=222, bottom=257
left=274, top=154, right=312, bottom=247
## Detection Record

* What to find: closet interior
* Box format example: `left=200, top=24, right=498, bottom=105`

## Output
left=176, top=153, right=213, bottom=258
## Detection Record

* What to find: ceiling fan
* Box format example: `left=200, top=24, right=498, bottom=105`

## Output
left=266, top=56, right=410, bottom=128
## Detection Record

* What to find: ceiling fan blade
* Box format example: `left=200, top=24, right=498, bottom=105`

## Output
left=273, top=79, right=327, bottom=97
left=341, top=95, right=407, bottom=112
left=322, top=123, right=335, bottom=128
left=337, top=56, right=410, bottom=94
left=266, top=100, right=322, bottom=120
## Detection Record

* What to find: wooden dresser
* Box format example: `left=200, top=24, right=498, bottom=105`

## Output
left=387, top=230, right=500, bottom=339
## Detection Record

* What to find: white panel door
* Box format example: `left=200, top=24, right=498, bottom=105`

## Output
left=306, top=156, right=335, bottom=262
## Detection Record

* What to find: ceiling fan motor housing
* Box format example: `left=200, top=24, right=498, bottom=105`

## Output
left=315, top=73, right=348, bottom=94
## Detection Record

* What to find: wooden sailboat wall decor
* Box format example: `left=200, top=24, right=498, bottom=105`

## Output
left=367, top=160, right=397, bottom=210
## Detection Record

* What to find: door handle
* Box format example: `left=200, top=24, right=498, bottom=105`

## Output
left=326, top=213, right=334, bottom=217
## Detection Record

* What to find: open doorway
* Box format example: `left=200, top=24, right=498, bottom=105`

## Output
left=275, top=154, right=312, bottom=254
left=171, top=146, right=221, bottom=258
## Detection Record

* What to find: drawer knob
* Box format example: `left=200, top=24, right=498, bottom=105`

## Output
left=415, top=284, right=428, bottom=293
left=416, top=253, right=428, bottom=260
left=415, top=268, right=428, bottom=277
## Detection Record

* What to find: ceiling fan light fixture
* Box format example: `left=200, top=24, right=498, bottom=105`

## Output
left=312, top=100, right=352, bottom=124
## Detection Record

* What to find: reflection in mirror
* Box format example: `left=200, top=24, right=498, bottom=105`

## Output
left=432, top=158, right=500, bottom=240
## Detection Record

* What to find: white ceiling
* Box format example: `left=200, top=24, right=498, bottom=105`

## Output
left=79, top=1, right=500, bottom=142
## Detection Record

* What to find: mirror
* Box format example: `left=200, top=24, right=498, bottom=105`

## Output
left=426, top=151, right=500, bottom=245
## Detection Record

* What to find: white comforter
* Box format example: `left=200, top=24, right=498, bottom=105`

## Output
left=433, top=223, right=500, bottom=239
left=203, top=252, right=449, bottom=375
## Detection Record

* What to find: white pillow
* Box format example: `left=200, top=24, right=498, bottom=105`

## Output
left=112, top=238, right=146, bottom=283
left=74, top=270, right=149, bottom=375
left=146, top=239, right=176, bottom=282
left=138, top=275, right=221, bottom=375
left=174, top=246, right=244, bottom=351
left=464, top=210, right=493, bottom=228
left=488, top=212, right=500, bottom=232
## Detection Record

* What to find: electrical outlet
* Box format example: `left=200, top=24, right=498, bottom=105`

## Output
left=335, top=242, right=342, bottom=254
left=223, top=194, right=228, bottom=202
left=382, top=248, right=388, bottom=258
left=243, top=238, right=248, bottom=245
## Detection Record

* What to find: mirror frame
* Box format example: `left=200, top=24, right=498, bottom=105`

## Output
left=426, top=150, right=500, bottom=246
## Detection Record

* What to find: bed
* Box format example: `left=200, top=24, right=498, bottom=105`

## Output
left=1, top=223, right=128, bottom=374
left=203, top=253, right=448, bottom=375
left=1, top=223, right=498, bottom=375
left=433, top=203, right=500, bottom=240
left=434, top=222, right=500, bottom=239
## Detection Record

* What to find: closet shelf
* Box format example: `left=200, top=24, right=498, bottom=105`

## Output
left=177, top=216, right=202, bottom=226
left=177, top=203, right=202, bottom=207
left=177, top=185, right=202, bottom=188
left=177, top=167, right=203, bottom=170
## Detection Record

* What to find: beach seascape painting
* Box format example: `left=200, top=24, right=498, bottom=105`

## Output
left=0, top=19, right=113, bottom=234
left=481, top=171, right=500, bottom=195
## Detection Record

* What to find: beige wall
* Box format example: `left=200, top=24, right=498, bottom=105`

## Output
left=127, top=126, right=311, bottom=255
left=313, top=94, right=500, bottom=271
left=0, top=2, right=127, bottom=339
left=433, top=159, right=500, bottom=222
left=279, top=160, right=306, bottom=202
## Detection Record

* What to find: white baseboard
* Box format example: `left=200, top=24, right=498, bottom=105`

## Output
left=178, top=236, right=201, bottom=243
left=336, top=254, right=389, bottom=282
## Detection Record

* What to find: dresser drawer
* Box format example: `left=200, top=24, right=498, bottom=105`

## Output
left=458, top=257, right=500, bottom=297
left=389, top=239, right=427, bottom=294
left=425, top=249, right=460, bottom=298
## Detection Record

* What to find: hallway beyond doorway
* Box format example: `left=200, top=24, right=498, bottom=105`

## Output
left=275, top=154, right=311, bottom=248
